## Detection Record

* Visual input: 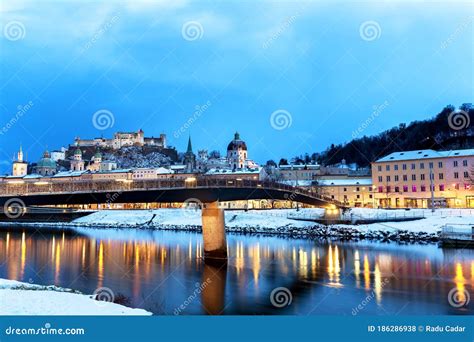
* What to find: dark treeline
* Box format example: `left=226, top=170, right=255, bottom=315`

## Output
left=316, top=103, right=474, bottom=168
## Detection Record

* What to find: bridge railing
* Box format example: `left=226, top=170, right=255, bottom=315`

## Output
left=0, top=177, right=341, bottom=205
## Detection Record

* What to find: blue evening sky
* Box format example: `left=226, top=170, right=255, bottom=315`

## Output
left=0, top=0, right=472, bottom=174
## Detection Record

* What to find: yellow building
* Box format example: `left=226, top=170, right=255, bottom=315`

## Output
left=317, top=177, right=373, bottom=207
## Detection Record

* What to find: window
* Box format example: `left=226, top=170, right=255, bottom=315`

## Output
left=403, top=175, right=408, bottom=181
left=377, top=165, right=382, bottom=172
left=357, top=194, right=360, bottom=199
left=386, top=176, right=391, bottom=182
left=439, top=173, right=444, bottom=180
left=411, top=174, right=416, bottom=181
left=412, top=185, right=417, bottom=192
left=463, top=160, right=468, bottom=167
left=438, top=161, right=442, bottom=168
left=368, top=187, right=372, bottom=192
left=394, top=175, right=399, bottom=182
left=394, top=165, right=399, bottom=171
left=378, top=176, right=382, bottom=182
left=421, top=185, right=426, bottom=192
left=454, top=160, right=458, bottom=167
left=454, top=172, right=459, bottom=179
left=429, top=162, right=434, bottom=169
left=411, top=163, right=416, bottom=170
left=439, top=184, right=445, bottom=191
left=331, top=195, right=335, bottom=199
left=403, top=185, right=408, bottom=192
left=402, top=164, right=407, bottom=170
left=386, top=165, right=390, bottom=171
left=395, top=186, right=400, bottom=192
left=420, top=163, right=424, bottom=169
left=343, top=188, right=347, bottom=192
left=386, top=186, right=391, bottom=193
left=369, top=194, right=373, bottom=199
left=420, top=174, right=425, bottom=181
left=464, top=171, right=469, bottom=178
left=378, top=186, right=383, bottom=193
left=356, top=187, right=360, bottom=191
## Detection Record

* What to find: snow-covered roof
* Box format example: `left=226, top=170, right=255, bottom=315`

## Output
left=102, top=169, right=132, bottom=173
left=279, top=164, right=319, bottom=170
left=132, top=167, right=173, bottom=174
left=375, top=149, right=474, bottom=163
left=53, top=170, right=89, bottom=178
left=23, top=174, right=43, bottom=179
left=318, top=178, right=373, bottom=186
left=280, top=180, right=314, bottom=187
left=205, top=167, right=263, bottom=175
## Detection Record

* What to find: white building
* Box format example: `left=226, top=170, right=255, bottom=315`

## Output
left=50, top=147, right=67, bottom=162
left=12, top=146, right=28, bottom=177
left=70, top=147, right=85, bottom=172
left=132, top=167, right=174, bottom=180
left=74, top=130, right=166, bottom=150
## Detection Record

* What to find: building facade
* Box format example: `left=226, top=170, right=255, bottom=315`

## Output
left=227, top=132, right=248, bottom=170
left=12, top=146, right=28, bottom=177
left=372, top=149, right=474, bottom=208
left=74, top=130, right=166, bottom=150
left=278, top=164, right=320, bottom=182
left=317, top=177, right=373, bottom=207
left=70, top=148, right=85, bottom=172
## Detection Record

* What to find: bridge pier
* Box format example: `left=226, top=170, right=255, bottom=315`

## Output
left=201, top=201, right=227, bottom=263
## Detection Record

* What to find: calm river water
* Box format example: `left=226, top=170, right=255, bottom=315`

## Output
left=0, top=226, right=472, bottom=315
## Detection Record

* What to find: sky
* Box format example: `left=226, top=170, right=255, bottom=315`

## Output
left=0, top=0, right=472, bottom=174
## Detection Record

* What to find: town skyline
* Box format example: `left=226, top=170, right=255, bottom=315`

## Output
left=2, top=101, right=472, bottom=175
left=1, top=1, right=472, bottom=175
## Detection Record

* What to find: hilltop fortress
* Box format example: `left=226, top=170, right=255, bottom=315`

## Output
left=74, top=129, right=167, bottom=150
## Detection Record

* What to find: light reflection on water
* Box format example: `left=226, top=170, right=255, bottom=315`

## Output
left=0, top=227, right=472, bottom=315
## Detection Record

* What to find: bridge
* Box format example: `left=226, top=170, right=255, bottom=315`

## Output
left=0, top=177, right=345, bottom=263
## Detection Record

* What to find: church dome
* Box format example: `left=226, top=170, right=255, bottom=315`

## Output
left=227, top=132, right=247, bottom=151
left=74, top=148, right=82, bottom=156
left=37, top=151, right=56, bottom=168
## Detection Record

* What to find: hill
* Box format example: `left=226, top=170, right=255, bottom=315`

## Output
left=317, top=103, right=474, bottom=167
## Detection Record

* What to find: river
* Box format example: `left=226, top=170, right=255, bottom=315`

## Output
left=0, top=226, right=472, bottom=315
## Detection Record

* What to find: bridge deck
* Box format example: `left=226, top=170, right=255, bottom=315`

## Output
left=0, top=178, right=345, bottom=208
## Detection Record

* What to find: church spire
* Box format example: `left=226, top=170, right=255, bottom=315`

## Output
left=186, top=136, right=193, bottom=153
left=17, top=144, right=24, bottom=162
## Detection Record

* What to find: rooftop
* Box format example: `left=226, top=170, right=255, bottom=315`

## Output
left=375, top=149, right=474, bottom=163
left=317, top=178, right=372, bottom=186
left=205, top=167, right=262, bottom=175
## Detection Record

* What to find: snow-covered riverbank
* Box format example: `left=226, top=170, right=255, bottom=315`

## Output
left=0, top=279, right=151, bottom=315
left=2, top=208, right=474, bottom=243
